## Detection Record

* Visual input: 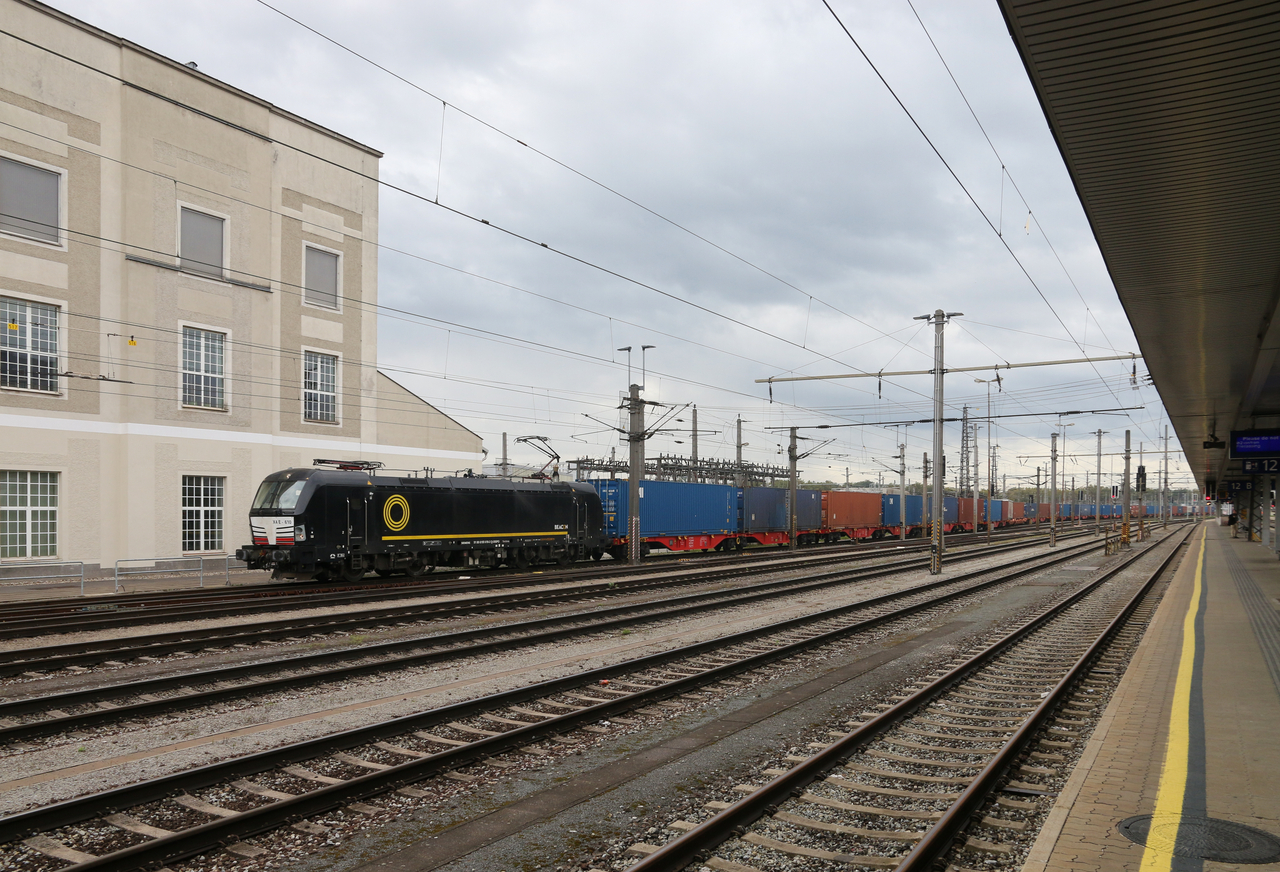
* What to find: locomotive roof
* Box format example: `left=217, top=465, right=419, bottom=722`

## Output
left=262, top=468, right=596, bottom=495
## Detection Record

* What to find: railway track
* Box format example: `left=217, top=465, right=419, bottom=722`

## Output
left=0, top=526, right=1061, bottom=638
left=617, top=523, right=1193, bottom=872
left=0, top=532, right=1099, bottom=743
left=0, top=529, right=1087, bottom=675
left=0, top=526, right=1141, bottom=872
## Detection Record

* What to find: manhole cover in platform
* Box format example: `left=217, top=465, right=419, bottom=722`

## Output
left=1118, top=815, right=1280, bottom=863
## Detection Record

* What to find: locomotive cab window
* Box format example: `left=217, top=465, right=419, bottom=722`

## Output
left=253, top=479, right=306, bottom=510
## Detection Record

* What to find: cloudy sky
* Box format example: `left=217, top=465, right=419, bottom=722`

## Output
left=56, top=0, right=1194, bottom=496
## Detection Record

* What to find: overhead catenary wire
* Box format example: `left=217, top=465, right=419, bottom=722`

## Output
left=0, top=18, right=1140, bottom=463
left=0, top=117, right=851, bottom=394
left=0, top=15, right=1177, bottom=468
left=818, top=0, right=1156, bottom=445
left=250, top=0, right=937, bottom=369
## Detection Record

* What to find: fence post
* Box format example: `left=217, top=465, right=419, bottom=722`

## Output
left=225, top=556, right=231, bottom=586
left=199, top=558, right=204, bottom=588
left=114, top=559, right=121, bottom=593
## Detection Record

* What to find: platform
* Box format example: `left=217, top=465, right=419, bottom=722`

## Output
left=1025, top=521, right=1280, bottom=871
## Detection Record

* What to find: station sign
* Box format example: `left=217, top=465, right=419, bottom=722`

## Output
left=1221, top=479, right=1254, bottom=492
left=1241, top=459, right=1280, bottom=474
left=1229, top=429, right=1280, bottom=459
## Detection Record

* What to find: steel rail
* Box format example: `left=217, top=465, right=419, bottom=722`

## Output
left=0, top=539, right=913, bottom=638
left=0, top=528, right=1053, bottom=662
left=624, top=523, right=1193, bottom=872
left=894, top=527, right=1193, bottom=872
left=0, top=525, right=1053, bottom=629
left=0, top=534, right=1099, bottom=743
left=0, top=528, right=1115, bottom=859
left=0, top=534, right=913, bottom=619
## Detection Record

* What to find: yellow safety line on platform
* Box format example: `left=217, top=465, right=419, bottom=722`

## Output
left=1137, top=524, right=1207, bottom=872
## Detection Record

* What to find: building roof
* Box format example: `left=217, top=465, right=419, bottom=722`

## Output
left=14, top=0, right=383, bottom=157
left=997, top=0, right=1280, bottom=492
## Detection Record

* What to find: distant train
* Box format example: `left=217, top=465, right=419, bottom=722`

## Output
left=237, top=463, right=1199, bottom=580
left=237, top=465, right=607, bottom=581
left=587, top=481, right=1197, bottom=557
left=589, top=481, right=1022, bottom=558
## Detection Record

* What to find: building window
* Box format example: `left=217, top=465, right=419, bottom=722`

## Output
left=182, top=327, right=225, bottom=409
left=0, top=157, right=60, bottom=244
left=0, top=297, right=59, bottom=393
left=0, top=471, right=58, bottom=558
left=182, top=475, right=224, bottom=552
left=304, top=351, right=337, bottom=422
left=304, top=247, right=340, bottom=309
left=180, top=207, right=224, bottom=278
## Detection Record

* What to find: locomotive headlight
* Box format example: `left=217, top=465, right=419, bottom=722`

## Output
left=296, top=525, right=306, bottom=542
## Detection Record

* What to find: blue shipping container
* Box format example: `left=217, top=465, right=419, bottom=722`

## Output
left=590, top=480, right=739, bottom=538
left=743, top=487, right=787, bottom=533
left=944, top=496, right=959, bottom=524
left=796, top=489, right=823, bottom=530
left=881, top=494, right=924, bottom=526
left=989, top=501, right=1003, bottom=522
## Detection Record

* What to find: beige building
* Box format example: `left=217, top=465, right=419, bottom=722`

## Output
left=0, top=0, right=483, bottom=573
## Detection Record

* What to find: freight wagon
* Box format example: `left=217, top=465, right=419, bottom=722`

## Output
left=591, top=479, right=740, bottom=557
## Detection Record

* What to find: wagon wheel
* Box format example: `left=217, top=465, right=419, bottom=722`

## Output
left=512, top=549, right=532, bottom=571
left=405, top=557, right=431, bottom=578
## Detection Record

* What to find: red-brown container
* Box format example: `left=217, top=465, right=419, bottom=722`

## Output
left=1037, top=503, right=1050, bottom=519
left=822, top=491, right=883, bottom=528
left=1009, top=501, right=1025, bottom=520
left=957, top=498, right=986, bottom=523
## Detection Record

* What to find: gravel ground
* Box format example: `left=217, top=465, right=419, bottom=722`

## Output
left=0, top=536, right=1114, bottom=872
left=1, top=542, right=1058, bottom=811
left=580, top=534, right=1182, bottom=872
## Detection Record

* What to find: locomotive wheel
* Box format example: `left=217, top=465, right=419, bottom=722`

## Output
left=375, top=569, right=397, bottom=578
left=591, top=549, right=605, bottom=562
left=512, top=549, right=531, bottom=571
left=338, top=562, right=365, bottom=583
left=405, top=558, right=430, bottom=578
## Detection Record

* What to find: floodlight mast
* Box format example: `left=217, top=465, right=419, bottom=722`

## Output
left=914, top=309, right=962, bottom=574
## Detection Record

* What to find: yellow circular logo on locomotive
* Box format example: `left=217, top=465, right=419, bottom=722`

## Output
left=383, top=494, right=410, bottom=531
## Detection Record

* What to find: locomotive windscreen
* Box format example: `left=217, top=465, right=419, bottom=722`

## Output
left=252, top=479, right=306, bottom=510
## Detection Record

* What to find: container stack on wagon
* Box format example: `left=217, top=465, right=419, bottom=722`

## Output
left=586, top=479, right=1039, bottom=555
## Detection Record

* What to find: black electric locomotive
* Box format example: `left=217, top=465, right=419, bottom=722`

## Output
left=236, top=462, right=607, bottom=581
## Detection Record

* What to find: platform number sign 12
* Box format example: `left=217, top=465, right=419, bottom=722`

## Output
left=1241, top=459, right=1280, bottom=474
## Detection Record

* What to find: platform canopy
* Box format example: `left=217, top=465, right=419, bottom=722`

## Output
left=997, top=0, right=1280, bottom=494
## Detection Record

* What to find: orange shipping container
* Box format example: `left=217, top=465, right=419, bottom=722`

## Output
left=957, top=499, right=986, bottom=523
left=1009, top=501, right=1025, bottom=520
left=822, top=491, right=883, bottom=528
